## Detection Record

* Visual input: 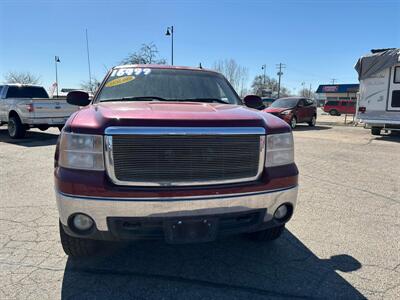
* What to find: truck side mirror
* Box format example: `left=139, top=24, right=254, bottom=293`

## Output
left=243, top=95, right=265, bottom=110
left=67, top=91, right=90, bottom=106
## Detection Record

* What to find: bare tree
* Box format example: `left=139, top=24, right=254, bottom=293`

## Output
left=121, top=42, right=166, bottom=65
left=298, top=88, right=314, bottom=98
left=251, top=75, right=290, bottom=98
left=213, top=59, right=248, bottom=96
left=80, top=78, right=101, bottom=94
left=4, top=71, right=41, bottom=84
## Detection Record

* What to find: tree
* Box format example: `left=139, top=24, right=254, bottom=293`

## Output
left=4, top=71, right=41, bottom=84
left=251, top=74, right=290, bottom=98
left=80, top=78, right=101, bottom=94
left=298, top=88, right=315, bottom=98
left=121, top=42, right=166, bottom=65
left=212, top=59, right=249, bottom=97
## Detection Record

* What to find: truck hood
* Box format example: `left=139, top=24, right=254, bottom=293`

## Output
left=66, top=101, right=290, bottom=134
left=264, top=107, right=293, bottom=114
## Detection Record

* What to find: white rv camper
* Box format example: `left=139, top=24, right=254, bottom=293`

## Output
left=355, top=48, right=400, bottom=135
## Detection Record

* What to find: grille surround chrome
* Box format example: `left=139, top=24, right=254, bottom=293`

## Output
left=104, top=127, right=265, bottom=187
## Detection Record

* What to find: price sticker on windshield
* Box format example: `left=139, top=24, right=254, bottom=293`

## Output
left=111, top=68, right=151, bottom=77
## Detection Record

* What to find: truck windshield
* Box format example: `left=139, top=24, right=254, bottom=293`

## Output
left=270, top=98, right=299, bottom=108
left=97, top=68, right=241, bottom=105
left=6, top=86, right=49, bottom=98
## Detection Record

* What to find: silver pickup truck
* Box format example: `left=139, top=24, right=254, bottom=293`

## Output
left=0, top=84, right=79, bottom=138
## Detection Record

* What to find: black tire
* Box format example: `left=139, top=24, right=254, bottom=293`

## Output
left=59, top=221, right=99, bottom=257
left=371, top=127, right=381, bottom=136
left=290, top=116, right=297, bottom=129
left=245, top=224, right=285, bottom=242
left=8, top=115, right=26, bottom=139
left=308, top=115, right=316, bottom=127
left=329, top=109, right=339, bottom=116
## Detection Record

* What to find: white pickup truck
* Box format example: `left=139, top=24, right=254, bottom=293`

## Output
left=0, top=84, right=79, bottom=138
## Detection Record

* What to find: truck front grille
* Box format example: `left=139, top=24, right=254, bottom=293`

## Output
left=105, top=128, right=265, bottom=187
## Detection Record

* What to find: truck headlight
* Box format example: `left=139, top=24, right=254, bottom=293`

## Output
left=265, top=132, right=294, bottom=167
left=280, top=110, right=292, bottom=115
left=59, top=132, right=104, bottom=170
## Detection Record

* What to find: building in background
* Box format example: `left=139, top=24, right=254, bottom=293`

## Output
left=315, top=84, right=359, bottom=107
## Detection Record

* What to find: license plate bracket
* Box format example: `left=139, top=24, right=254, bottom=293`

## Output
left=164, top=218, right=218, bottom=244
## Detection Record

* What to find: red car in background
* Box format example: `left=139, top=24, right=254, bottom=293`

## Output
left=264, top=97, right=317, bottom=129
left=323, top=100, right=356, bottom=116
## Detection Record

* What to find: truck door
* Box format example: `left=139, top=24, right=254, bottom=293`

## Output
left=296, top=99, right=306, bottom=122
left=388, top=64, right=400, bottom=111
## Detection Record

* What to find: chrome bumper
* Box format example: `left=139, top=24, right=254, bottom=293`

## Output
left=56, top=186, right=298, bottom=231
left=22, top=117, right=69, bottom=125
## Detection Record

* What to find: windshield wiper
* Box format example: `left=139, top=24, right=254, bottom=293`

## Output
left=101, top=96, right=170, bottom=102
left=182, top=98, right=229, bottom=104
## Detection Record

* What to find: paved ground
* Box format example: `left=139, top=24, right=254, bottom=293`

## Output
left=0, top=123, right=399, bottom=299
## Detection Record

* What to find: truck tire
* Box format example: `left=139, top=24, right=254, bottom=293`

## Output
left=245, top=224, right=285, bottom=242
left=371, top=127, right=381, bottom=136
left=59, top=221, right=99, bottom=257
left=290, top=116, right=297, bottom=129
left=308, top=115, right=316, bottom=127
left=329, top=109, right=339, bottom=116
left=8, top=115, right=26, bottom=139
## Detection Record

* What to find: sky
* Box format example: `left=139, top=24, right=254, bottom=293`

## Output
left=0, top=0, right=399, bottom=94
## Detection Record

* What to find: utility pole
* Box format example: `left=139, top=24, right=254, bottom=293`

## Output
left=309, top=83, right=312, bottom=98
left=330, top=78, right=337, bottom=85
left=301, top=82, right=305, bottom=96
left=276, top=63, right=286, bottom=98
left=85, top=29, right=92, bottom=90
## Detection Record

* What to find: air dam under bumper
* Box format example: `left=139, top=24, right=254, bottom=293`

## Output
left=57, top=186, right=298, bottom=240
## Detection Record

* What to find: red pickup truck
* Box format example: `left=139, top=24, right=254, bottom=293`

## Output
left=55, top=65, right=298, bottom=257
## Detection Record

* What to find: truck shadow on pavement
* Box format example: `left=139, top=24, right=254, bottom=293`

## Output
left=374, top=133, right=400, bottom=143
left=0, top=127, right=58, bottom=147
left=61, top=230, right=364, bottom=299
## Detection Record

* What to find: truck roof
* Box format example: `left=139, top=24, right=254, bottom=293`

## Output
left=113, top=64, right=219, bottom=74
left=2, top=83, right=44, bottom=88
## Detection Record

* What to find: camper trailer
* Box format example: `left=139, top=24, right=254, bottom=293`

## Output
left=355, top=48, right=400, bottom=135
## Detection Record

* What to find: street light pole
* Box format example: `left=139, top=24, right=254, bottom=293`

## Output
left=261, top=64, right=266, bottom=85
left=54, top=56, right=60, bottom=98
left=165, top=26, right=174, bottom=65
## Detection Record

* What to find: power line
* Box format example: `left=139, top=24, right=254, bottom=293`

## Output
left=276, top=63, right=286, bottom=98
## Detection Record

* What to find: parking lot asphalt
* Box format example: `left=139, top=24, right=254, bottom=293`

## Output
left=0, top=124, right=399, bottom=299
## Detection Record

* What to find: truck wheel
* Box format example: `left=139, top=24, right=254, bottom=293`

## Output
left=245, top=224, right=285, bottom=242
left=308, top=115, right=316, bottom=127
left=290, top=117, right=297, bottom=129
left=371, top=127, right=381, bottom=136
left=329, top=109, right=339, bottom=116
left=8, top=115, right=26, bottom=139
left=59, top=221, right=99, bottom=257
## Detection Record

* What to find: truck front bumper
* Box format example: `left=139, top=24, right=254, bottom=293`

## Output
left=56, top=186, right=298, bottom=241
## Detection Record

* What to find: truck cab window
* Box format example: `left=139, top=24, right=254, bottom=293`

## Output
left=6, top=86, right=49, bottom=99
left=394, top=66, right=400, bottom=84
